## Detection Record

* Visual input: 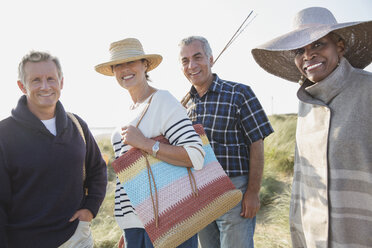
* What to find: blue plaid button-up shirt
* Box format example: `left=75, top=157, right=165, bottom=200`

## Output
left=186, top=74, right=274, bottom=177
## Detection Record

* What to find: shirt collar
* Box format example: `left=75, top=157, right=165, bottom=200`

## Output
left=11, top=95, right=68, bottom=134
left=189, top=73, right=221, bottom=97
left=298, top=57, right=353, bottom=105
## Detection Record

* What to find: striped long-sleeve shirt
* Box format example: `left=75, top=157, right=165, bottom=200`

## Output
left=111, top=89, right=205, bottom=230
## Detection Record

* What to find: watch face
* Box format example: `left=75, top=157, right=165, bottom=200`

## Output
left=152, top=141, right=160, bottom=157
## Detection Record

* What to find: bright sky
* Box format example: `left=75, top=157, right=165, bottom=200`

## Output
left=1, top=0, right=371, bottom=128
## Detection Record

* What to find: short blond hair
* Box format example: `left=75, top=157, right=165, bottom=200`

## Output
left=18, top=51, right=63, bottom=84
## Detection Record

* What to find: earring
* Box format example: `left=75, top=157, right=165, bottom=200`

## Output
left=298, top=75, right=305, bottom=85
left=337, top=56, right=341, bottom=66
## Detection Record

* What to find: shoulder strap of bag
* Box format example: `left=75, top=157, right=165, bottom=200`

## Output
left=132, top=91, right=198, bottom=228
left=180, top=92, right=192, bottom=108
left=180, top=94, right=200, bottom=197
left=135, top=91, right=156, bottom=128
left=67, top=112, right=88, bottom=196
left=131, top=91, right=161, bottom=226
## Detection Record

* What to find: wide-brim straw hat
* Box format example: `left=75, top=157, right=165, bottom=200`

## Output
left=95, top=38, right=162, bottom=76
left=251, top=7, right=372, bottom=83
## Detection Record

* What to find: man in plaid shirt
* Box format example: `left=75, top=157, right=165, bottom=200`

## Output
left=179, top=36, right=273, bottom=248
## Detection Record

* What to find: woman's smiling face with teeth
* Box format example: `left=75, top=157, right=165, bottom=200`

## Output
left=293, top=34, right=345, bottom=83
left=113, top=60, right=147, bottom=89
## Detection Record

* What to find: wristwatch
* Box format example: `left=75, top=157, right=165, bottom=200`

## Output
left=152, top=141, right=160, bottom=157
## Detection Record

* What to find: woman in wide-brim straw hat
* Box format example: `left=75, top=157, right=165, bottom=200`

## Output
left=252, top=7, right=372, bottom=248
left=95, top=38, right=205, bottom=248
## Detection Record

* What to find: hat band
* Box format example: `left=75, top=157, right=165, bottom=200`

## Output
left=110, top=49, right=145, bottom=61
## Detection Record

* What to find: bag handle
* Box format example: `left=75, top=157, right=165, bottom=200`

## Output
left=181, top=94, right=199, bottom=197
left=133, top=92, right=160, bottom=227
left=67, top=112, right=88, bottom=196
left=135, top=92, right=156, bottom=128
left=134, top=91, right=199, bottom=227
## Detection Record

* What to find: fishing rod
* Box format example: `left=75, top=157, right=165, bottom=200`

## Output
left=181, top=10, right=257, bottom=106
left=213, top=10, right=257, bottom=65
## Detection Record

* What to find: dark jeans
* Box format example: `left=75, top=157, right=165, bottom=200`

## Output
left=124, top=228, right=198, bottom=248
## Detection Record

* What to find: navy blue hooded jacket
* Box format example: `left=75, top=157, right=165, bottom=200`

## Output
left=0, top=96, right=107, bottom=247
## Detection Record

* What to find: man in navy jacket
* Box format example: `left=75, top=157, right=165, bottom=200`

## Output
left=0, top=51, right=107, bottom=247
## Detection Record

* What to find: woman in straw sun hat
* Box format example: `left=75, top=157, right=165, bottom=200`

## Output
left=252, top=7, right=372, bottom=248
left=95, top=38, right=204, bottom=248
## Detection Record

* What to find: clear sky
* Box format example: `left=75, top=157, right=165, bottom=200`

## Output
left=1, top=0, right=371, bottom=128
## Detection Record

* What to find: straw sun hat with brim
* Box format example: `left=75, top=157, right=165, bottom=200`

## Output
left=95, top=38, right=163, bottom=76
left=251, top=7, right=372, bottom=83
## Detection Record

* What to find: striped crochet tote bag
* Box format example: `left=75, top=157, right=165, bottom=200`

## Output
left=112, top=95, right=242, bottom=248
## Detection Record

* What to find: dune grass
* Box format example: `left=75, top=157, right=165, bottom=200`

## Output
left=264, top=114, right=297, bottom=175
left=91, top=114, right=297, bottom=247
left=255, top=186, right=292, bottom=248
left=91, top=181, right=122, bottom=248
left=91, top=135, right=121, bottom=248
left=254, top=114, right=297, bottom=248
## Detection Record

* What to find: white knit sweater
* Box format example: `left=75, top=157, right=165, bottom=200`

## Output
left=111, top=89, right=205, bottom=230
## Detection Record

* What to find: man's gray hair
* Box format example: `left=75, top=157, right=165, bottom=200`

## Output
left=18, top=51, right=63, bottom=84
left=179, top=36, right=213, bottom=59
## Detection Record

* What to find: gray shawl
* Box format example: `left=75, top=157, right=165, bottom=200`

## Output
left=290, top=57, right=372, bottom=248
